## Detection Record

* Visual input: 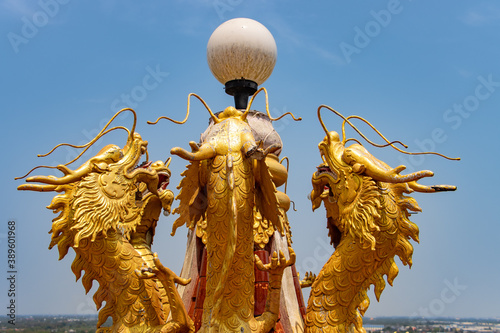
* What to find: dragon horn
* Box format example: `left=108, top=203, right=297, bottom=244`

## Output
left=17, top=184, right=58, bottom=192
left=319, top=105, right=384, bottom=145
left=348, top=151, right=434, bottom=183
left=319, top=105, right=460, bottom=161
left=16, top=123, right=131, bottom=180
left=317, top=105, right=336, bottom=143
left=366, top=166, right=434, bottom=184
left=408, top=181, right=457, bottom=192
left=343, top=115, right=408, bottom=149
left=38, top=109, right=134, bottom=158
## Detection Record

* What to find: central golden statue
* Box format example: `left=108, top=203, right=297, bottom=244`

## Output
left=16, top=18, right=459, bottom=333
left=170, top=103, right=291, bottom=332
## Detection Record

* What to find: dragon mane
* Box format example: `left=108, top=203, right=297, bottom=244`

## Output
left=307, top=174, right=422, bottom=333
left=45, top=172, right=165, bottom=328
left=47, top=172, right=145, bottom=258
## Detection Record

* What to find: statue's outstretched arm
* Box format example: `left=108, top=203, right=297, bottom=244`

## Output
left=254, top=248, right=296, bottom=333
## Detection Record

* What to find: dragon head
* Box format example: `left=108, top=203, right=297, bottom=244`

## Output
left=310, top=131, right=343, bottom=206
left=133, top=159, right=174, bottom=215
left=310, top=107, right=457, bottom=250
left=17, top=109, right=176, bottom=251
left=305, top=106, right=459, bottom=333
left=310, top=131, right=353, bottom=248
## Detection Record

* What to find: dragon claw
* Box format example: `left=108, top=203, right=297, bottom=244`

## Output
left=255, top=247, right=295, bottom=274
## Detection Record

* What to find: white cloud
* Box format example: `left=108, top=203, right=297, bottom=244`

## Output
left=0, top=0, right=36, bottom=17
left=455, top=68, right=474, bottom=79
left=460, top=5, right=500, bottom=26
left=266, top=17, right=345, bottom=66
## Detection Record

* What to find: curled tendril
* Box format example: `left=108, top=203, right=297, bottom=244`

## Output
left=15, top=165, right=64, bottom=180
left=342, top=115, right=407, bottom=149
left=16, top=108, right=137, bottom=180
left=280, top=156, right=290, bottom=194
left=318, top=105, right=460, bottom=161
left=344, top=138, right=406, bottom=148
left=244, top=87, right=302, bottom=122
left=147, top=93, right=219, bottom=125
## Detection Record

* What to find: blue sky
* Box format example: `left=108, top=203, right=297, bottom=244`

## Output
left=1, top=0, right=499, bottom=319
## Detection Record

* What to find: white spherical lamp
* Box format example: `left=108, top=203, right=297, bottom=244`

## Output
left=207, top=18, right=277, bottom=108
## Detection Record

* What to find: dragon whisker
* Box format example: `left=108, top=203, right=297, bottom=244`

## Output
left=148, top=93, right=219, bottom=125
left=244, top=87, right=302, bottom=122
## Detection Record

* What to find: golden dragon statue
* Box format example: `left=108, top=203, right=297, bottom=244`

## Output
left=16, top=90, right=458, bottom=333
left=304, top=105, right=458, bottom=333
left=16, top=109, right=194, bottom=333
left=147, top=89, right=302, bottom=333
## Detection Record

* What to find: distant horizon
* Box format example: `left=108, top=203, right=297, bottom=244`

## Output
left=2, top=315, right=499, bottom=321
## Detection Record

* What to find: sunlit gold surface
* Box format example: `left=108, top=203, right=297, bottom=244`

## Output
left=16, top=86, right=456, bottom=333
left=170, top=105, right=293, bottom=332
left=17, top=110, right=193, bottom=333
left=253, top=207, right=275, bottom=249
left=305, top=107, right=457, bottom=333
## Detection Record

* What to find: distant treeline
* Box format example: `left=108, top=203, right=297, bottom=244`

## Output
left=0, top=315, right=498, bottom=333
left=0, top=315, right=111, bottom=333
